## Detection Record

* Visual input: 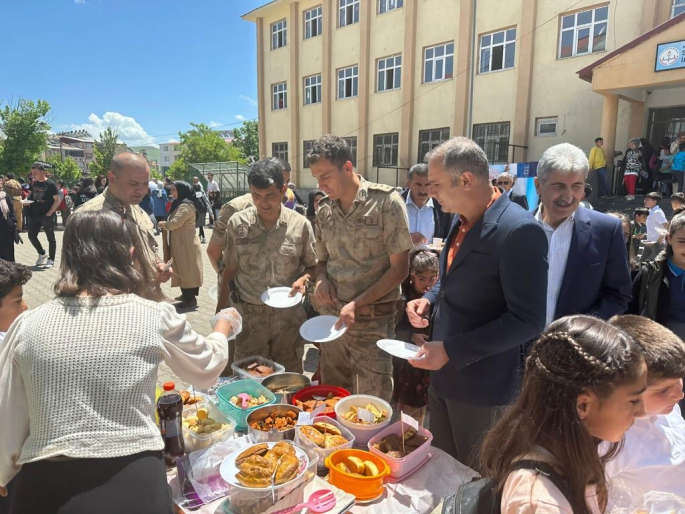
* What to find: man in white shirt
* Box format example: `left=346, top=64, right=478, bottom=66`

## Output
left=206, top=173, right=220, bottom=193
left=644, top=192, right=668, bottom=243
left=534, top=143, right=631, bottom=326
left=403, top=163, right=435, bottom=245
left=496, top=171, right=529, bottom=210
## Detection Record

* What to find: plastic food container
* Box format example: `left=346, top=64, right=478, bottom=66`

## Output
left=216, top=379, right=276, bottom=431
left=367, top=420, right=433, bottom=479
left=291, top=385, right=350, bottom=419
left=231, top=355, right=285, bottom=383
left=334, top=394, right=393, bottom=447
left=295, top=415, right=355, bottom=473
left=246, top=403, right=302, bottom=443
left=325, top=448, right=390, bottom=501
left=181, top=401, right=235, bottom=452
left=224, top=442, right=319, bottom=514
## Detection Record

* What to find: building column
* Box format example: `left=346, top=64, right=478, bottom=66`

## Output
left=400, top=0, right=418, bottom=169
left=629, top=101, right=646, bottom=140
left=357, top=0, right=372, bottom=178
left=512, top=0, right=537, bottom=163
left=290, top=2, right=301, bottom=182
left=322, top=0, right=333, bottom=135
left=600, top=93, right=619, bottom=183
left=453, top=0, right=475, bottom=136
left=256, top=17, right=267, bottom=159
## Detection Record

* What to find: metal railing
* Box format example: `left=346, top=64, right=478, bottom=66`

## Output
left=188, top=161, right=251, bottom=202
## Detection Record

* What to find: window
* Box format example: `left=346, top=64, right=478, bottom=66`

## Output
left=163, top=146, right=169, bottom=152
left=379, top=0, right=403, bottom=14
left=272, top=82, right=288, bottom=110
left=535, top=117, right=558, bottom=137
left=418, top=128, right=450, bottom=162
left=304, top=6, right=323, bottom=38
left=337, top=65, right=359, bottom=99
left=304, top=74, right=322, bottom=105
left=164, top=156, right=169, bottom=162
left=272, top=142, right=289, bottom=164
left=377, top=55, right=402, bottom=92
left=343, top=136, right=358, bottom=166
left=373, top=133, right=399, bottom=167
left=558, top=5, right=608, bottom=58
left=272, top=19, right=287, bottom=49
left=673, top=0, right=685, bottom=17
left=472, top=122, right=510, bottom=163
left=424, top=42, right=454, bottom=83
left=479, top=28, right=516, bottom=73
left=303, top=140, right=315, bottom=168
left=339, top=0, right=359, bottom=27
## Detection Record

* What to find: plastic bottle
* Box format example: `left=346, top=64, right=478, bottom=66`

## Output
left=157, top=381, right=185, bottom=467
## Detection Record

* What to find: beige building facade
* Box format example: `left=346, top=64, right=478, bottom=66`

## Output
left=243, top=0, right=685, bottom=190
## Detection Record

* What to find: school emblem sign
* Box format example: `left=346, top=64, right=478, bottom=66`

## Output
left=655, top=40, right=685, bottom=72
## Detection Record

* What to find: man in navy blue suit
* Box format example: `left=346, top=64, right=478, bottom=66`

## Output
left=533, top=143, right=631, bottom=326
left=407, top=137, right=548, bottom=467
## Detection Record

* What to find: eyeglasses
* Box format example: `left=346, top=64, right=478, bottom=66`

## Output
left=496, top=181, right=511, bottom=185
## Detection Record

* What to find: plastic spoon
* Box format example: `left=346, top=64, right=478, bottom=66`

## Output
left=272, top=489, right=337, bottom=514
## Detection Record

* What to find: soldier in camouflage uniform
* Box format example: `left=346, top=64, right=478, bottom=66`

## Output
left=307, top=135, right=413, bottom=402
left=206, top=193, right=254, bottom=276
left=218, top=159, right=317, bottom=373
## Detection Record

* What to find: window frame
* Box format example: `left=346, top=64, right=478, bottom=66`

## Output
left=303, top=140, right=315, bottom=168
left=472, top=122, right=511, bottom=164
left=271, top=19, right=287, bottom=50
left=304, top=74, right=322, bottom=105
left=339, top=0, right=360, bottom=28
left=377, top=54, right=402, bottom=92
left=304, top=6, right=323, bottom=39
left=343, top=136, right=358, bottom=166
left=423, top=42, right=455, bottom=83
left=479, top=28, right=517, bottom=74
left=272, top=142, right=289, bottom=164
left=272, top=82, right=288, bottom=110
left=673, top=0, right=685, bottom=17
left=372, top=132, right=400, bottom=167
left=417, top=127, right=450, bottom=163
left=337, top=65, right=359, bottom=99
left=378, top=0, right=403, bottom=14
left=535, top=117, right=558, bottom=137
left=558, top=5, right=608, bottom=59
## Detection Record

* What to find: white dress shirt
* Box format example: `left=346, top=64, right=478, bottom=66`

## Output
left=206, top=179, right=220, bottom=193
left=535, top=209, right=575, bottom=327
left=646, top=205, right=668, bottom=242
left=406, top=194, right=435, bottom=242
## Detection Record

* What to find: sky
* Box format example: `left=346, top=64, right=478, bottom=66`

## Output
left=0, top=0, right=267, bottom=147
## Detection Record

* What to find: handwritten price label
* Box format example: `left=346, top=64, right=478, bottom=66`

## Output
left=297, top=412, right=312, bottom=426
left=401, top=411, right=419, bottom=431
left=356, top=407, right=376, bottom=424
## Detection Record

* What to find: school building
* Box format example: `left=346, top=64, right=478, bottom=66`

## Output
left=242, top=0, right=685, bottom=189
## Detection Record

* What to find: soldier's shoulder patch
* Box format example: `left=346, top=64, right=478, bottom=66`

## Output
left=317, top=204, right=334, bottom=228
left=367, top=182, right=395, bottom=194
left=235, top=223, right=249, bottom=239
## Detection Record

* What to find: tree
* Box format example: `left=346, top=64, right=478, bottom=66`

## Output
left=232, top=120, right=259, bottom=162
left=89, top=127, right=119, bottom=177
left=0, top=98, right=51, bottom=175
left=46, top=155, right=82, bottom=185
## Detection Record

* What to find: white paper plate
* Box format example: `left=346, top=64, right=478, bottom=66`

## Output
left=376, top=339, right=421, bottom=360
left=208, top=284, right=218, bottom=301
left=299, top=315, right=347, bottom=343
left=220, top=442, right=309, bottom=491
left=261, top=287, right=302, bottom=308
left=20, top=200, right=34, bottom=205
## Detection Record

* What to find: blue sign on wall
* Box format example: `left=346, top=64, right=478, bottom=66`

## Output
left=655, top=40, right=685, bottom=72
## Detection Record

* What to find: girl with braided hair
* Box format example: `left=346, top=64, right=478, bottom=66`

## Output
left=479, top=315, right=647, bottom=514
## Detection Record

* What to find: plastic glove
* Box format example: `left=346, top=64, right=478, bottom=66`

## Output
left=211, top=307, right=242, bottom=340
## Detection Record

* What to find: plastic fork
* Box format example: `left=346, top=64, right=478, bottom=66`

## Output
left=272, top=489, right=337, bottom=514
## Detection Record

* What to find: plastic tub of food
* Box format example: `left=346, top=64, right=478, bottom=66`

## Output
left=325, top=448, right=390, bottom=501
left=291, top=385, right=350, bottom=419
left=216, top=379, right=276, bottom=431
left=367, top=420, right=433, bottom=479
left=223, top=441, right=319, bottom=514
left=246, top=404, right=302, bottom=443
left=181, top=401, right=235, bottom=452
left=295, top=415, right=355, bottom=473
left=231, top=355, right=285, bottom=383
left=334, top=394, right=393, bottom=447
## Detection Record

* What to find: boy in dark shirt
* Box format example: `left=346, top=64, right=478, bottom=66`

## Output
left=27, top=163, right=60, bottom=268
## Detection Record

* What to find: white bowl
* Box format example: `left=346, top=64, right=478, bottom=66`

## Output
left=334, top=394, right=393, bottom=447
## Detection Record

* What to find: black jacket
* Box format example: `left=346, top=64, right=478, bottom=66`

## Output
left=400, top=189, right=454, bottom=240
left=629, top=251, right=670, bottom=324
left=509, top=192, right=529, bottom=210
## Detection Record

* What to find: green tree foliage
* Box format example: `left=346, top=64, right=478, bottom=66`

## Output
left=0, top=98, right=51, bottom=175
left=89, top=127, right=119, bottom=177
left=232, top=120, right=259, bottom=162
left=46, top=155, right=82, bottom=185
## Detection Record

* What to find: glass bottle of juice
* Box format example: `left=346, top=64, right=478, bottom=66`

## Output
left=157, top=381, right=185, bottom=467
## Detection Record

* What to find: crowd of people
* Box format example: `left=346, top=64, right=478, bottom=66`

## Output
left=0, top=134, right=684, bottom=513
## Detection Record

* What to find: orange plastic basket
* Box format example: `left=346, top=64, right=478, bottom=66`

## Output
left=325, top=449, right=390, bottom=501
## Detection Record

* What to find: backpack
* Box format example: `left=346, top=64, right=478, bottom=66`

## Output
left=649, top=153, right=659, bottom=173
left=441, top=460, right=572, bottom=514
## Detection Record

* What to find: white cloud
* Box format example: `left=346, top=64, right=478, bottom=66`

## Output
left=66, top=112, right=157, bottom=147
left=234, top=115, right=245, bottom=122
left=239, top=95, right=257, bottom=107
left=208, top=120, right=222, bottom=128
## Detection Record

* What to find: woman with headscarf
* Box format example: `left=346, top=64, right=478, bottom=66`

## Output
left=306, top=188, right=324, bottom=230
left=159, top=181, right=203, bottom=308
left=0, top=185, right=18, bottom=261
left=72, top=178, right=98, bottom=208
left=620, top=137, right=647, bottom=201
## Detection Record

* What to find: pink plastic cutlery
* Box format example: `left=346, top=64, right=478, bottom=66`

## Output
left=272, top=489, right=337, bottom=514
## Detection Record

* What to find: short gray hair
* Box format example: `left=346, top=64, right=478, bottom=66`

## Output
left=408, top=163, right=428, bottom=181
left=426, top=137, right=490, bottom=185
left=498, top=172, right=514, bottom=180
left=537, top=143, right=589, bottom=183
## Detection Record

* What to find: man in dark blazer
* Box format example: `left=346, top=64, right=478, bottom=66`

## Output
left=496, top=171, right=529, bottom=210
left=400, top=163, right=454, bottom=243
left=533, top=143, right=631, bottom=326
left=407, top=137, right=548, bottom=468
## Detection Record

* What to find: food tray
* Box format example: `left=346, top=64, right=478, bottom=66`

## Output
left=291, top=385, right=350, bottom=420
left=182, top=401, right=236, bottom=452
left=334, top=394, right=393, bottom=446
left=367, top=420, right=433, bottom=478
left=325, top=448, right=390, bottom=501
left=231, top=355, right=285, bottom=383
left=216, top=379, right=276, bottom=431
left=294, top=416, right=355, bottom=473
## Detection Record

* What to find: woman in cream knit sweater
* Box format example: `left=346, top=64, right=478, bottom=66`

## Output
left=0, top=210, right=241, bottom=514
